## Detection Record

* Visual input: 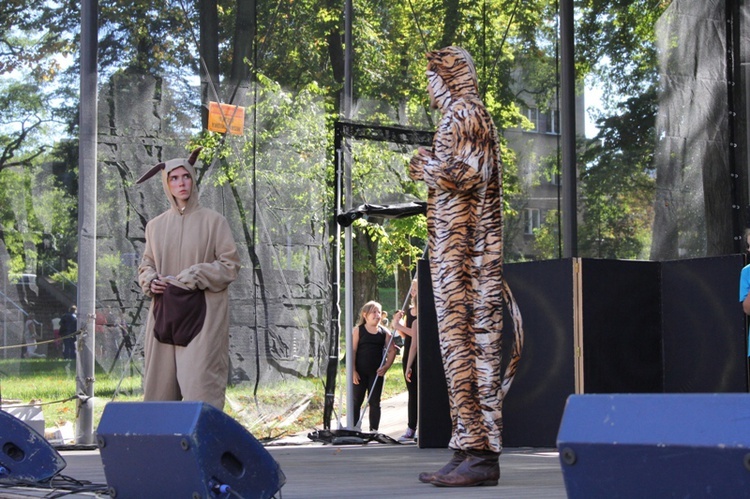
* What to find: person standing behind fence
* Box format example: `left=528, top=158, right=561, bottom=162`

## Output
left=351, top=300, right=397, bottom=432
left=59, top=305, right=78, bottom=360
left=392, top=279, right=419, bottom=442
left=136, top=148, right=240, bottom=411
left=24, top=314, right=46, bottom=358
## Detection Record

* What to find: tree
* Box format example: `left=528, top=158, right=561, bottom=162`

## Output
left=577, top=90, right=656, bottom=259
left=573, top=1, right=741, bottom=261
left=0, top=0, right=75, bottom=80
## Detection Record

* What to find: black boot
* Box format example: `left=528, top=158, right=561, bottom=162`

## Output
left=430, top=449, right=500, bottom=487
left=417, top=450, right=467, bottom=484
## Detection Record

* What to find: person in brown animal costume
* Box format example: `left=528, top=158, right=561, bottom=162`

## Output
left=136, top=148, right=241, bottom=410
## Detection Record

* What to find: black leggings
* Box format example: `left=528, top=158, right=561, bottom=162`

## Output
left=403, top=358, right=418, bottom=430
left=352, top=370, right=384, bottom=431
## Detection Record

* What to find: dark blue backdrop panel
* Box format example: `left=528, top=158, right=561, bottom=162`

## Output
left=558, top=393, right=750, bottom=498
left=580, top=258, right=662, bottom=393
left=661, top=254, right=747, bottom=392
left=502, top=259, right=576, bottom=448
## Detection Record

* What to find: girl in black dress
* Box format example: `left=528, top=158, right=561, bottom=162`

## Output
left=351, top=300, right=397, bottom=431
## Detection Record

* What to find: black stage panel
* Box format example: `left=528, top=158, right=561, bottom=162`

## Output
left=416, top=259, right=452, bottom=448
left=503, top=259, right=576, bottom=448
left=661, top=255, right=746, bottom=392
left=580, top=258, right=662, bottom=393
left=418, top=258, right=576, bottom=449
left=417, top=255, right=749, bottom=450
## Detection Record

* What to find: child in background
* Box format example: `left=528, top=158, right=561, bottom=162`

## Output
left=351, top=301, right=397, bottom=432
left=392, top=279, right=418, bottom=442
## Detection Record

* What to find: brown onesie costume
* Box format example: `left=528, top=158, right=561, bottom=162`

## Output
left=137, top=149, right=241, bottom=410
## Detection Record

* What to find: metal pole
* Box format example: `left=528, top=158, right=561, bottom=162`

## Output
left=76, top=0, right=98, bottom=445
left=726, top=0, right=743, bottom=252
left=560, top=0, right=578, bottom=257
left=3, top=257, right=6, bottom=360
left=343, top=0, right=355, bottom=429
left=324, top=134, right=344, bottom=430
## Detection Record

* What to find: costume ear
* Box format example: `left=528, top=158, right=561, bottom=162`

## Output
left=136, top=162, right=166, bottom=184
left=187, top=147, right=203, bottom=166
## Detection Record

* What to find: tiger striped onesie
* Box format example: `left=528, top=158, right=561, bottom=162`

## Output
left=409, top=46, right=524, bottom=455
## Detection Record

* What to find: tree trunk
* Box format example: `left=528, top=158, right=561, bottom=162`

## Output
left=228, top=0, right=256, bottom=105
left=396, top=255, right=414, bottom=311
left=440, top=0, right=461, bottom=47
left=325, top=0, right=345, bottom=84
left=352, top=226, right=379, bottom=318
left=199, top=0, right=221, bottom=129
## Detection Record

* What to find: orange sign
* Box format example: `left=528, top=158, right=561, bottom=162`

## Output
left=207, top=101, right=245, bottom=135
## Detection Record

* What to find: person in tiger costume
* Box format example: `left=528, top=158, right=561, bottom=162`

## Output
left=409, top=46, right=524, bottom=487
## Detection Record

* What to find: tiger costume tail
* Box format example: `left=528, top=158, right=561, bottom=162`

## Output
left=500, top=279, right=524, bottom=400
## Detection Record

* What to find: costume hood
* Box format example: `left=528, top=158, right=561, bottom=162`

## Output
left=425, top=46, right=479, bottom=109
left=136, top=147, right=202, bottom=212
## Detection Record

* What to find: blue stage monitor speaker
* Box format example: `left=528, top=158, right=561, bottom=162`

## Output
left=0, top=409, right=67, bottom=483
left=557, top=394, right=750, bottom=498
left=97, top=402, right=285, bottom=499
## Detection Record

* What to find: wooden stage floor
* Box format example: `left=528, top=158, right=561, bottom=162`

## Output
left=0, top=444, right=566, bottom=498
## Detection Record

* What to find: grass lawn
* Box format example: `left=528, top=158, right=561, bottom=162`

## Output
left=0, top=357, right=407, bottom=442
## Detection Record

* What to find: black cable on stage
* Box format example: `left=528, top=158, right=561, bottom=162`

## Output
left=0, top=473, right=110, bottom=498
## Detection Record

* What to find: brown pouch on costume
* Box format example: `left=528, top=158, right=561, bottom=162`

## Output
left=153, top=285, right=206, bottom=346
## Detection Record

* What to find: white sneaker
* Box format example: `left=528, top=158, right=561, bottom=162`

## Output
left=398, top=428, right=415, bottom=442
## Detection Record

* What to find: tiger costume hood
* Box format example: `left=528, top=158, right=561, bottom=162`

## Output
left=425, top=46, right=479, bottom=110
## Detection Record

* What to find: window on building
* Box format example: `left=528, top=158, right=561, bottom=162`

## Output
left=524, top=208, right=541, bottom=235
left=520, top=106, right=562, bottom=135
left=544, top=109, right=560, bottom=134
left=548, top=169, right=561, bottom=186
left=524, top=106, right=539, bottom=131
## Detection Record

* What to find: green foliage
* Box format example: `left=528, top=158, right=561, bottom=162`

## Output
left=354, top=215, right=427, bottom=279
left=571, top=1, right=670, bottom=260
left=578, top=89, right=656, bottom=259
left=1, top=0, right=568, bottom=287
left=0, top=150, right=77, bottom=274
left=532, top=209, right=561, bottom=260
left=50, top=260, right=77, bottom=285
left=0, top=1, right=685, bottom=435
left=0, top=1, right=76, bottom=82
left=577, top=0, right=670, bottom=108
left=98, top=0, right=196, bottom=75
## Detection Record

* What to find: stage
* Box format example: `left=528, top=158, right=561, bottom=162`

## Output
left=0, top=390, right=565, bottom=498
left=0, top=445, right=566, bottom=498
